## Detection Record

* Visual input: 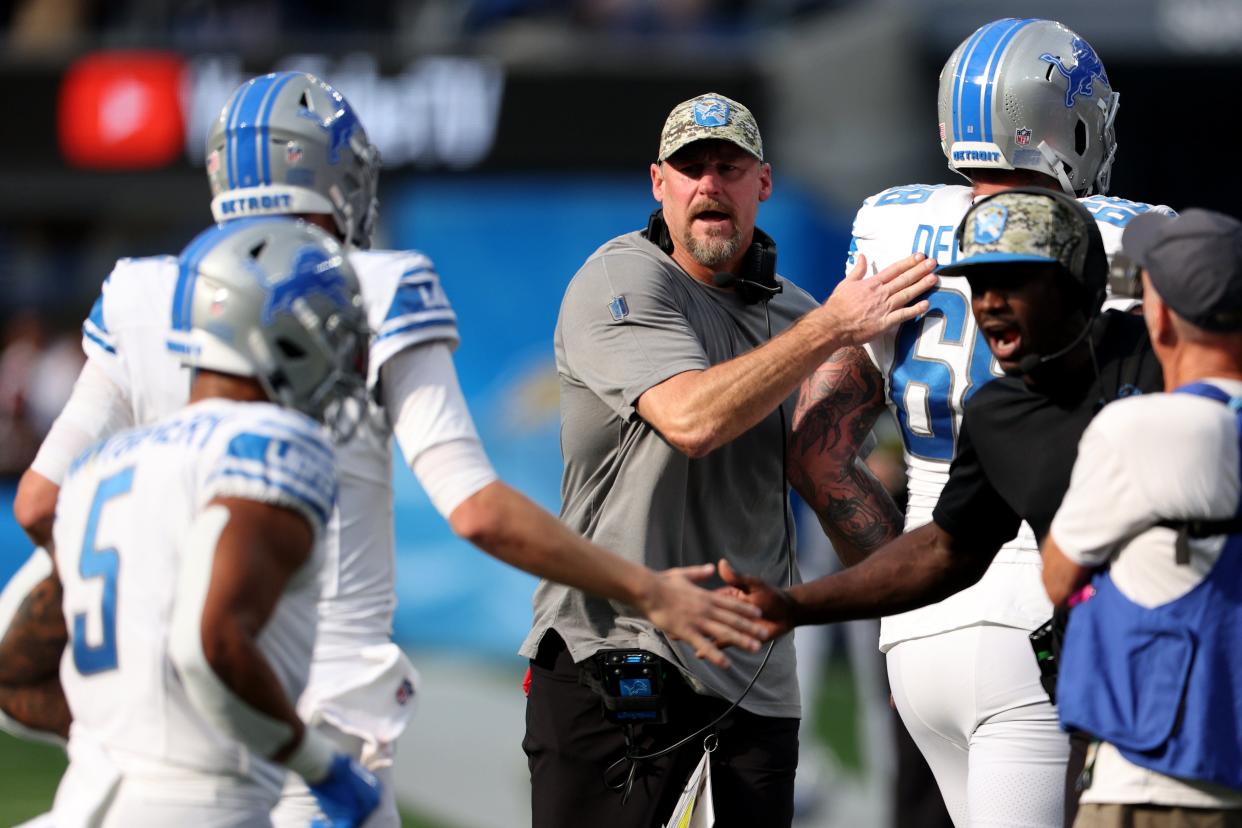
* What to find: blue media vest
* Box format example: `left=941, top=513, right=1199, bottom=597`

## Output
left=1056, top=382, right=1242, bottom=790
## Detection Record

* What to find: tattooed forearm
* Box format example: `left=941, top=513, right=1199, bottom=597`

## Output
left=0, top=678, right=71, bottom=739
left=816, top=459, right=904, bottom=565
left=792, top=346, right=886, bottom=458
left=0, top=574, right=68, bottom=685
left=789, top=345, right=903, bottom=566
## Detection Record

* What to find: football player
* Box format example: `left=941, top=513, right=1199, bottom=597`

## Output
left=790, top=19, right=1172, bottom=826
left=46, top=218, right=379, bottom=826
left=1, top=72, right=764, bottom=827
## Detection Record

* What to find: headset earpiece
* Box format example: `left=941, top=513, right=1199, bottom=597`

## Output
left=643, top=209, right=674, bottom=255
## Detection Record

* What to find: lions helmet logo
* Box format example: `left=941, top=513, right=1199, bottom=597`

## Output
left=261, top=246, right=352, bottom=325
left=972, top=204, right=1009, bottom=245
left=693, top=97, right=730, bottom=128
left=298, top=89, right=361, bottom=165
left=1039, top=37, right=1109, bottom=108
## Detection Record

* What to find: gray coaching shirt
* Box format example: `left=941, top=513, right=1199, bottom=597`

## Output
left=519, top=229, right=819, bottom=719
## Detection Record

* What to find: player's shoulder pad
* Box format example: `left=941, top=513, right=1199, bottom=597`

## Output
left=1080, top=195, right=1176, bottom=230
left=853, top=184, right=971, bottom=234
left=83, top=255, right=178, bottom=356
left=358, top=248, right=458, bottom=349
left=211, top=403, right=337, bottom=529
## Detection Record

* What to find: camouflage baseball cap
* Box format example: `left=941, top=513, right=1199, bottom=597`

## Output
left=657, top=92, right=763, bottom=162
left=937, top=189, right=1097, bottom=277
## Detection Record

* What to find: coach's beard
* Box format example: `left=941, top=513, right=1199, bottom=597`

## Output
left=682, top=223, right=742, bottom=271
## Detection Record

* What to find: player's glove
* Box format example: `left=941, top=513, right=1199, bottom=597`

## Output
left=308, top=753, right=382, bottom=828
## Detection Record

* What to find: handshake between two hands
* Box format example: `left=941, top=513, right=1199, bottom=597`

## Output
left=645, top=559, right=799, bottom=669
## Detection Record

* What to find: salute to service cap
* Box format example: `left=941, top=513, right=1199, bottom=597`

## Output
left=658, top=92, right=763, bottom=162
left=1123, top=209, right=1242, bottom=332
left=937, top=189, right=1101, bottom=279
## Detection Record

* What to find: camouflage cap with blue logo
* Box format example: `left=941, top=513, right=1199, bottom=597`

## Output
left=657, top=93, right=763, bottom=162
left=937, top=190, right=1092, bottom=277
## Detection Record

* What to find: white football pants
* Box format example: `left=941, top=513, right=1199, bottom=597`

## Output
left=887, top=624, right=1086, bottom=827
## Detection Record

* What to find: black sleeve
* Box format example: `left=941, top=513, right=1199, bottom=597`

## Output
left=932, top=416, right=1022, bottom=551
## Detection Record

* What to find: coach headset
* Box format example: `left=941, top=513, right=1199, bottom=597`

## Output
left=643, top=208, right=782, bottom=305
left=598, top=209, right=793, bottom=800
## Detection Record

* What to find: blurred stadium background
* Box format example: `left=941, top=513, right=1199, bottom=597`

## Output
left=1, top=0, right=1241, bottom=825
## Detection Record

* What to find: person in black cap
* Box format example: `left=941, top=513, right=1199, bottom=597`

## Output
left=723, top=187, right=1164, bottom=825
left=1042, top=208, right=1242, bottom=826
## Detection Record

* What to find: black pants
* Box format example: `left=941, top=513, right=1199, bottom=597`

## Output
left=524, top=632, right=799, bottom=828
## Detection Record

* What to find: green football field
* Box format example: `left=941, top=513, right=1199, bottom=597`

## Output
left=0, top=653, right=863, bottom=827
left=0, top=731, right=456, bottom=828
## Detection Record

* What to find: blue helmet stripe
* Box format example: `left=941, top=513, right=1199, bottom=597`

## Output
left=224, top=80, right=255, bottom=190
left=172, top=217, right=272, bottom=331
left=233, top=75, right=277, bottom=189
left=956, top=19, right=1022, bottom=145
left=257, top=72, right=296, bottom=186
left=981, top=19, right=1036, bottom=142
left=952, top=23, right=991, bottom=144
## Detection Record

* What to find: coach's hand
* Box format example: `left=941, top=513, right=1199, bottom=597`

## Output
left=819, top=253, right=938, bottom=347
left=718, top=559, right=797, bottom=639
left=640, top=564, right=766, bottom=669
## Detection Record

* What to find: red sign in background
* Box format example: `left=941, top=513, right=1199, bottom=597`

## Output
left=58, top=51, right=186, bottom=170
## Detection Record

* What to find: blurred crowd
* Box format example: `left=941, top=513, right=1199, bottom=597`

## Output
left=2, top=0, right=849, bottom=51
left=0, top=312, right=82, bottom=479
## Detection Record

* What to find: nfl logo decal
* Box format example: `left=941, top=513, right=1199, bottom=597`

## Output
left=1015, top=128, right=1032, bottom=146
left=938, top=122, right=946, bottom=141
left=285, top=142, right=304, bottom=165
left=206, top=149, right=221, bottom=176
left=973, top=205, right=1008, bottom=245
left=608, top=295, right=630, bottom=321
left=693, top=97, right=730, bottom=128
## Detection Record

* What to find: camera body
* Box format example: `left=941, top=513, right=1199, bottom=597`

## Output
left=595, top=650, right=667, bottom=724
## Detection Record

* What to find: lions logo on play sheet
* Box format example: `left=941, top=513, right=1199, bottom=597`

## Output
left=973, top=204, right=1008, bottom=245
left=693, top=97, right=730, bottom=128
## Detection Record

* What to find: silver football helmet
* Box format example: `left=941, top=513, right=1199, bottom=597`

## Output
left=937, top=19, right=1119, bottom=197
left=206, top=72, right=381, bottom=249
left=173, top=217, right=370, bottom=440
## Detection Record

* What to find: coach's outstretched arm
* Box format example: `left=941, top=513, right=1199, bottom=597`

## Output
left=721, top=521, right=999, bottom=637
left=636, top=253, right=936, bottom=458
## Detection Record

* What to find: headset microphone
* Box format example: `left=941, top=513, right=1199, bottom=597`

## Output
left=1015, top=314, right=1097, bottom=375
left=713, top=270, right=782, bottom=302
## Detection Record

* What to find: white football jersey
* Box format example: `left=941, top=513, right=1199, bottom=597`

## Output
left=849, top=183, right=1173, bottom=650
left=54, top=399, right=334, bottom=792
left=79, top=248, right=459, bottom=652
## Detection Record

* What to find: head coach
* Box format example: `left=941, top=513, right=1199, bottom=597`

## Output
left=1043, top=209, right=1242, bottom=826
left=519, top=92, right=937, bottom=827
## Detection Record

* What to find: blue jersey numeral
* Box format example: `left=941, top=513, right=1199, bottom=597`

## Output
left=1081, top=196, right=1155, bottom=228
left=875, top=185, right=940, bottom=207
left=72, top=466, right=134, bottom=676
left=889, top=288, right=996, bottom=461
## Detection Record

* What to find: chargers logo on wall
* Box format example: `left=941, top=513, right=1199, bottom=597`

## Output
left=1040, top=38, right=1109, bottom=108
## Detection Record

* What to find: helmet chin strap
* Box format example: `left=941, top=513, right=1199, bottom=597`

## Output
left=1037, top=142, right=1080, bottom=197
